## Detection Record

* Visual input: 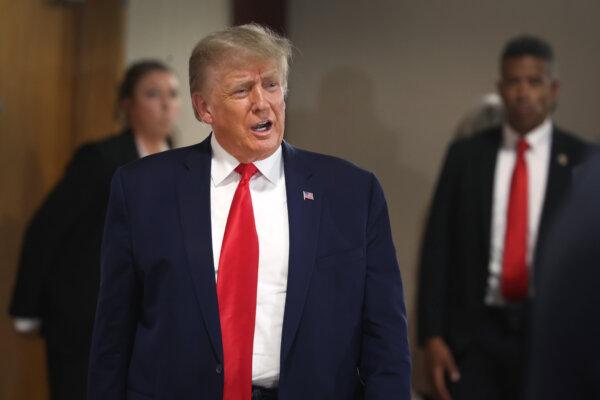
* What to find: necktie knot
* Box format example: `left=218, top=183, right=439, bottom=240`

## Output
left=517, top=138, right=529, bottom=155
left=235, top=163, right=258, bottom=183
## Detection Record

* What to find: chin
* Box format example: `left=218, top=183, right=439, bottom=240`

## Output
left=248, top=142, right=278, bottom=160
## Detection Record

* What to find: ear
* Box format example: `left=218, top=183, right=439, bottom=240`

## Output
left=121, top=98, right=131, bottom=114
left=191, top=92, right=214, bottom=124
left=550, top=79, right=560, bottom=99
left=496, top=79, right=507, bottom=104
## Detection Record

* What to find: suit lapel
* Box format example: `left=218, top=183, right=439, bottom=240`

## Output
left=176, top=138, right=324, bottom=364
left=102, top=130, right=139, bottom=171
left=280, top=141, right=322, bottom=363
left=479, top=129, right=502, bottom=267
left=122, top=130, right=140, bottom=161
left=176, top=136, right=223, bottom=362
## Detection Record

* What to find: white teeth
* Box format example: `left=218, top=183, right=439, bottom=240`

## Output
left=253, top=121, right=271, bottom=131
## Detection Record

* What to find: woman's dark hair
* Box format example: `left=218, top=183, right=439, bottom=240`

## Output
left=118, top=59, right=173, bottom=102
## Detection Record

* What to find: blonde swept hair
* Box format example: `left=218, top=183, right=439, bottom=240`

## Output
left=189, top=23, right=293, bottom=97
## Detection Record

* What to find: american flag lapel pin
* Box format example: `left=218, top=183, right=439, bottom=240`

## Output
left=302, top=190, right=314, bottom=201
left=557, top=153, right=569, bottom=167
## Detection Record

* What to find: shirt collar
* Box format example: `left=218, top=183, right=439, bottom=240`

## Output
left=210, top=134, right=283, bottom=186
left=502, top=117, right=552, bottom=151
left=134, top=135, right=169, bottom=158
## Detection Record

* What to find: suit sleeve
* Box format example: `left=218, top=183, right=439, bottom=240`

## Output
left=417, top=141, right=461, bottom=344
left=87, top=168, right=140, bottom=400
left=360, top=174, right=411, bottom=400
left=9, top=145, right=104, bottom=319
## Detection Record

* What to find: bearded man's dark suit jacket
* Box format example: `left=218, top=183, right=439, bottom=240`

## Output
left=417, top=126, right=588, bottom=357
left=87, top=135, right=411, bottom=400
left=9, top=130, right=140, bottom=400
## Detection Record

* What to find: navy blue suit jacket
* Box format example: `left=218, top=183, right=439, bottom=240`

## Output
left=530, top=153, right=600, bottom=399
left=88, top=136, right=411, bottom=400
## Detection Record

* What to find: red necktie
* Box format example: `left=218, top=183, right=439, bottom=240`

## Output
left=217, top=163, right=259, bottom=400
left=501, top=138, right=529, bottom=301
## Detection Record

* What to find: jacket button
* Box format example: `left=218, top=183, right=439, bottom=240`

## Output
left=215, top=364, right=223, bottom=374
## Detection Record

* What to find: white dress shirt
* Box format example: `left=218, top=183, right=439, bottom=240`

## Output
left=210, top=135, right=289, bottom=388
left=13, top=318, right=41, bottom=333
left=485, top=118, right=552, bottom=305
left=134, top=135, right=169, bottom=158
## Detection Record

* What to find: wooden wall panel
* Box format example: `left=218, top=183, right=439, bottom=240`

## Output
left=0, top=3, right=77, bottom=398
left=72, top=0, right=124, bottom=146
left=0, top=0, right=123, bottom=398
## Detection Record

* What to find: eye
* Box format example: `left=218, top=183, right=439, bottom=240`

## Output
left=145, top=89, right=159, bottom=98
left=265, top=81, right=279, bottom=91
left=169, top=89, right=179, bottom=98
left=232, top=87, right=249, bottom=97
left=528, top=77, right=543, bottom=86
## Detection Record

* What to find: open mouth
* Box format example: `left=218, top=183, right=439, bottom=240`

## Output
left=251, top=120, right=273, bottom=133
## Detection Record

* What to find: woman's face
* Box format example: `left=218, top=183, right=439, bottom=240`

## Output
left=125, top=70, right=181, bottom=139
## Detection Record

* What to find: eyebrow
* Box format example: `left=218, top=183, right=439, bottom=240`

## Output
left=228, top=69, right=280, bottom=82
left=260, top=69, right=280, bottom=79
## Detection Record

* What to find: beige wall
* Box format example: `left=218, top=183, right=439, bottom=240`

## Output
left=125, top=0, right=230, bottom=146
left=286, top=0, right=600, bottom=392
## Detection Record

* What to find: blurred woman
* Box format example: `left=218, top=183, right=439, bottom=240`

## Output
left=9, top=60, right=181, bottom=400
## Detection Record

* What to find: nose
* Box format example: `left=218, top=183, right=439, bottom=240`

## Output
left=515, top=81, right=531, bottom=100
left=160, top=94, right=178, bottom=112
left=250, top=86, right=269, bottom=113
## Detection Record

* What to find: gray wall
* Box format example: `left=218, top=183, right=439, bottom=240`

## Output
left=286, top=0, right=600, bottom=391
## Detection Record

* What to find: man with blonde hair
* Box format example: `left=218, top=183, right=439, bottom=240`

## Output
left=88, top=24, right=410, bottom=400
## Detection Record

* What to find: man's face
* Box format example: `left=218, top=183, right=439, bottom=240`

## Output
left=498, top=56, right=559, bottom=135
left=192, top=56, right=286, bottom=163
